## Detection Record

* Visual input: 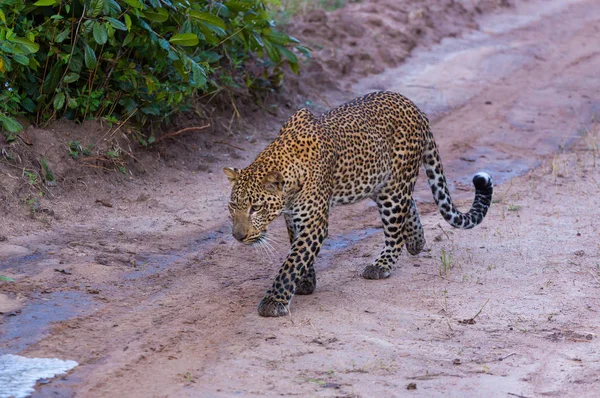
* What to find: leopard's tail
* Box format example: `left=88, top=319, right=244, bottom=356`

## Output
left=423, top=133, right=493, bottom=229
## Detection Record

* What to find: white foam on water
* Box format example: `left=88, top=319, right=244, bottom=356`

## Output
left=0, top=354, right=78, bottom=398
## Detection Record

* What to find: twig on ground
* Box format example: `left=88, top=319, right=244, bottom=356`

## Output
left=471, top=298, right=490, bottom=321
left=437, top=223, right=451, bottom=240
left=156, top=124, right=211, bottom=144
left=507, top=393, right=531, bottom=398
left=498, top=352, right=517, bottom=361
left=213, top=140, right=245, bottom=152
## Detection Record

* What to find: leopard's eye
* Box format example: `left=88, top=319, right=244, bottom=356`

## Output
left=249, top=204, right=263, bottom=214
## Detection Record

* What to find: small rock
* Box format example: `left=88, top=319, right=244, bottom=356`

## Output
left=54, top=268, right=72, bottom=275
left=95, top=199, right=113, bottom=208
left=407, top=382, right=417, bottom=390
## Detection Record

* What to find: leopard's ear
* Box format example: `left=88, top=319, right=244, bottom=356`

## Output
left=223, top=167, right=239, bottom=185
left=263, top=170, right=284, bottom=194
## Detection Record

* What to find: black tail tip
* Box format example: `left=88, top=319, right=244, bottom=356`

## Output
left=473, top=172, right=493, bottom=192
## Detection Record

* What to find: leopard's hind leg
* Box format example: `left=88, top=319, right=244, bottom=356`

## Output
left=405, top=199, right=426, bottom=255
left=362, top=181, right=412, bottom=280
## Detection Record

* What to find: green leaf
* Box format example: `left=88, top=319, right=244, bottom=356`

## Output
left=295, top=45, right=311, bottom=58
left=10, top=37, right=40, bottom=54
left=93, top=22, right=108, bottom=44
left=0, top=276, right=14, bottom=282
left=200, top=51, right=222, bottom=64
left=263, top=41, right=280, bottom=63
left=33, top=0, right=57, bottom=6
left=21, top=98, right=36, bottom=113
left=122, top=0, right=143, bottom=9
left=212, top=3, right=231, bottom=18
left=189, top=61, right=206, bottom=88
left=142, top=8, right=169, bottom=23
left=251, top=32, right=263, bottom=48
left=169, top=33, right=199, bottom=47
left=264, top=31, right=293, bottom=46
left=0, top=10, right=6, bottom=25
left=188, top=11, right=226, bottom=30
left=277, top=45, right=298, bottom=65
left=123, top=32, right=134, bottom=46
left=70, top=53, right=83, bottom=73
left=124, top=14, right=132, bottom=31
left=158, top=39, right=170, bottom=51
left=13, top=54, right=30, bottom=66
left=0, top=114, right=23, bottom=133
left=224, top=1, right=254, bottom=13
left=53, top=92, right=66, bottom=110
left=84, top=44, right=97, bottom=70
left=106, top=17, right=127, bottom=31
left=43, top=63, right=62, bottom=94
left=55, top=28, right=71, bottom=43
left=89, top=0, right=106, bottom=17
left=107, top=0, right=122, bottom=13
left=63, top=72, right=80, bottom=83
left=67, top=98, right=78, bottom=109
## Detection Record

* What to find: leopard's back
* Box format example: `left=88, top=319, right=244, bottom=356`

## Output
left=318, top=91, right=429, bottom=204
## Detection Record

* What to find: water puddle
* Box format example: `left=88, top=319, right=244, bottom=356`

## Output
left=0, top=252, right=42, bottom=273
left=0, top=291, right=93, bottom=355
left=0, top=354, right=78, bottom=398
left=322, top=228, right=381, bottom=252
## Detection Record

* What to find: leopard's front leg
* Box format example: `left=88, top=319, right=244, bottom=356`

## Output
left=258, top=215, right=328, bottom=317
left=284, top=212, right=317, bottom=296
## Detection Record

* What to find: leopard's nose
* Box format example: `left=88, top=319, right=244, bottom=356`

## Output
left=232, top=225, right=247, bottom=242
left=233, top=231, right=246, bottom=242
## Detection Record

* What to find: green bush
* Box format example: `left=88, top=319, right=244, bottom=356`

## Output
left=0, top=0, right=309, bottom=133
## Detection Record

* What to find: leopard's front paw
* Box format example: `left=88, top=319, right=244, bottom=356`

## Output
left=258, top=297, right=289, bottom=317
left=361, top=264, right=391, bottom=280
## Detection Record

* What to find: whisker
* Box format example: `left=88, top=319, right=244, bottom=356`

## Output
left=253, top=237, right=273, bottom=261
left=263, top=240, right=277, bottom=261
left=253, top=240, right=265, bottom=259
left=262, top=240, right=276, bottom=259
left=264, top=234, right=283, bottom=246
left=261, top=238, right=276, bottom=260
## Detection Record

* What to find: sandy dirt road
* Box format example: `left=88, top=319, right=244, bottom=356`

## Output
left=1, top=0, right=600, bottom=396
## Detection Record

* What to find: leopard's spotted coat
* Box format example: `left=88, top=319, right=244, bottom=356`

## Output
left=224, top=91, right=493, bottom=317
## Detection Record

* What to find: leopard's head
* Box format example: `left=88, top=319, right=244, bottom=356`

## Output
left=223, top=167, right=286, bottom=244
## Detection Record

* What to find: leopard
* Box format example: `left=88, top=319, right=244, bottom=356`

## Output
left=224, top=91, right=493, bottom=317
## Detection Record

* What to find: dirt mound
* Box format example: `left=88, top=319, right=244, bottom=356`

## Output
left=0, top=0, right=517, bottom=232
left=287, top=0, right=514, bottom=101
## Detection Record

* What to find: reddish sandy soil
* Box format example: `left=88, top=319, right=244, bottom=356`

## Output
left=1, top=0, right=600, bottom=396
